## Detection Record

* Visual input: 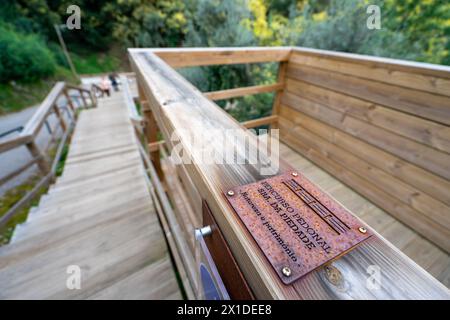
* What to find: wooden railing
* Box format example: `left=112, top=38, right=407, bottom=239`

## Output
left=137, top=47, right=290, bottom=130
left=0, top=82, right=97, bottom=228
left=278, top=47, right=450, bottom=253
left=130, top=47, right=450, bottom=300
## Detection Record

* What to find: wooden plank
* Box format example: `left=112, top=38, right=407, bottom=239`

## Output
left=281, top=109, right=450, bottom=208
left=0, top=200, right=152, bottom=269
left=0, top=211, right=165, bottom=299
left=292, top=47, right=450, bottom=79
left=148, top=141, right=165, bottom=152
left=271, top=61, right=288, bottom=128
left=204, top=83, right=283, bottom=101
left=139, top=83, right=163, bottom=178
left=279, top=106, right=450, bottom=225
left=26, top=141, right=50, bottom=174
left=281, top=91, right=450, bottom=180
left=130, top=49, right=450, bottom=299
left=285, top=78, right=450, bottom=153
left=139, top=142, right=198, bottom=297
left=290, top=49, right=450, bottom=97
left=21, top=82, right=66, bottom=137
left=287, top=63, right=450, bottom=125
left=241, top=115, right=278, bottom=129
left=403, top=237, right=448, bottom=272
left=131, top=47, right=291, bottom=68
left=0, top=134, right=32, bottom=153
left=146, top=163, right=195, bottom=299
left=88, top=257, right=181, bottom=300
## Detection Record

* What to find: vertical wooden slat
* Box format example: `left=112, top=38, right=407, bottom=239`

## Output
left=138, top=83, right=163, bottom=178
left=53, top=104, right=67, bottom=132
left=271, top=61, right=288, bottom=129
left=26, top=141, right=50, bottom=174
left=64, top=90, right=75, bottom=114
left=80, top=91, right=88, bottom=108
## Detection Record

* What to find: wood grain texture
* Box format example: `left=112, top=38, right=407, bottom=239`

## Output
left=204, top=83, right=283, bottom=101
left=285, top=78, right=450, bottom=153
left=134, top=47, right=291, bottom=67
left=278, top=114, right=450, bottom=252
left=287, top=63, right=450, bottom=125
left=279, top=48, right=450, bottom=253
left=241, top=115, right=278, bottom=128
left=280, top=141, right=450, bottom=288
left=290, top=49, right=450, bottom=96
left=130, top=49, right=450, bottom=299
left=281, top=90, right=450, bottom=180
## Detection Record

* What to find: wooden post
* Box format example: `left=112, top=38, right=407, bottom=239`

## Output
left=80, top=90, right=88, bottom=108
left=89, top=89, right=97, bottom=108
left=53, top=104, right=67, bottom=132
left=138, top=83, right=163, bottom=178
left=64, top=90, right=75, bottom=114
left=270, top=61, right=288, bottom=129
left=26, top=141, right=50, bottom=174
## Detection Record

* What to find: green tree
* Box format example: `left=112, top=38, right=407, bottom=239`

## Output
left=180, top=0, right=277, bottom=122
left=0, top=24, right=56, bottom=82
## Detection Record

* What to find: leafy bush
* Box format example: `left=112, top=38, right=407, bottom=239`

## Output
left=0, top=24, right=56, bottom=83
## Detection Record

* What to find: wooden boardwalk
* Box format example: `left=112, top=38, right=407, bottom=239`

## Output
left=280, top=143, right=450, bottom=288
left=0, top=91, right=182, bottom=299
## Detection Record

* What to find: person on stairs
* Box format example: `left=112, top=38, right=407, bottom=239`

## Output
left=109, top=73, right=120, bottom=92
left=100, top=76, right=111, bottom=97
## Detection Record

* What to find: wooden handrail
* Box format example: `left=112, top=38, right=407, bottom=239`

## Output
left=0, top=82, right=96, bottom=155
left=130, top=47, right=291, bottom=68
left=21, top=82, right=66, bottom=137
left=204, top=83, right=283, bottom=101
left=0, top=81, right=98, bottom=229
left=241, top=115, right=278, bottom=129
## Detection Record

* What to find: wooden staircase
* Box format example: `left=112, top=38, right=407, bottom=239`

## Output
left=0, top=91, right=182, bottom=299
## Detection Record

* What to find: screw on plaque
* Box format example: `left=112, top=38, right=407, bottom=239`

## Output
left=282, top=266, right=292, bottom=277
left=227, top=190, right=235, bottom=196
left=358, top=226, right=367, bottom=234
left=291, top=172, right=298, bottom=177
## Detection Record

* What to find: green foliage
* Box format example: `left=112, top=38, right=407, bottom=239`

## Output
left=0, top=24, right=56, bottom=83
left=277, top=0, right=449, bottom=64
left=71, top=52, right=121, bottom=74
left=180, top=0, right=276, bottom=122
left=0, top=66, right=76, bottom=114
left=282, top=0, right=419, bottom=60
left=382, top=0, right=450, bottom=64
left=115, top=0, right=187, bottom=47
left=0, top=0, right=449, bottom=117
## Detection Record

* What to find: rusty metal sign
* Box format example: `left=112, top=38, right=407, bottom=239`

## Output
left=224, top=171, right=372, bottom=285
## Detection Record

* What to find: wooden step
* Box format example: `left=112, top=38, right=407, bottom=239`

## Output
left=24, top=178, right=149, bottom=227
left=88, top=257, right=182, bottom=300
left=40, top=169, right=144, bottom=209
left=0, top=210, right=166, bottom=299
left=48, top=165, right=141, bottom=195
left=0, top=90, right=181, bottom=299
left=0, top=201, right=154, bottom=270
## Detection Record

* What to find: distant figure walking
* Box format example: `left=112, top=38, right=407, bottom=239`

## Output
left=100, top=76, right=111, bottom=97
left=109, top=73, right=119, bottom=92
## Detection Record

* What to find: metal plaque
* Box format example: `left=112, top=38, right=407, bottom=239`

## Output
left=224, top=171, right=372, bottom=285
